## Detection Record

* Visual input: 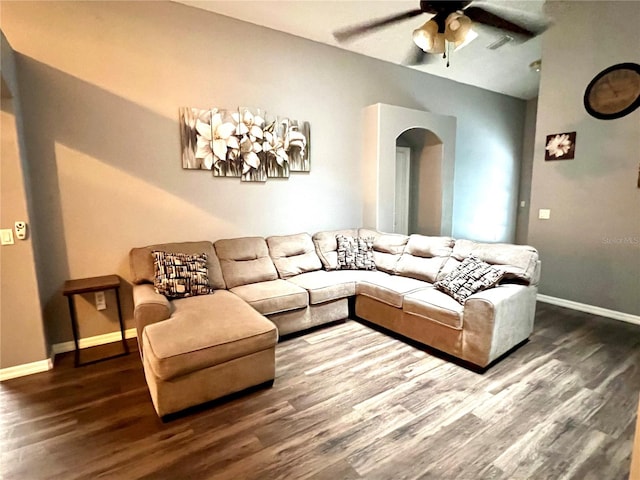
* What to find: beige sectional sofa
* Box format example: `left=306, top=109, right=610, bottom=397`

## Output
left=130, top=229, right=540, bottom=416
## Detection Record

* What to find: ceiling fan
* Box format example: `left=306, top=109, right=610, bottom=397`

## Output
left=333, top=1, right=548, bottom=67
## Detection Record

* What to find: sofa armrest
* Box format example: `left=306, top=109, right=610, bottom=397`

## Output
left=132, top=284, right=172, bottom=354
left=462, top=284, right=537, bottom=367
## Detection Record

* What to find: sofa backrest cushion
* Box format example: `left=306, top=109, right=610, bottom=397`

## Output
left=129, top=241, right=226, bottom=290
left=438, top=239, right=540, bottom=285
left=358, top=228, right=409, bottom=274
left=215, top=237, right=278, bottom=289
left=267, top=233, right=322, bottom=279
left=395, top=234, right=454, bottom=283
left=312, top=229, right=359, bottom=270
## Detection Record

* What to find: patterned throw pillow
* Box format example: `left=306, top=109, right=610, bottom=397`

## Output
left=434, top=254, right=503, bottom=304
left=336, top=235, right=357, bottom=270
left=152, top=251, right=212, bottom=298
left=356, top=236, right=376, bottom=270
left=336, top=235, right=376, bottom=270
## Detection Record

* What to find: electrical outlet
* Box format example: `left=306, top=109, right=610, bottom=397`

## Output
left=95, top=291, right=106, bottom=311
left=538, top=209, right=551, bottom=220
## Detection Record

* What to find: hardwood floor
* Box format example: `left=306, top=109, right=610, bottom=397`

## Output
left=1, top=302, right=639, bottom=479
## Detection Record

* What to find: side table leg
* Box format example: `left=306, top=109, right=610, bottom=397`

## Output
left=67, top=295, right=81, bottom=367
left=115, top=288, right=129, bottom=355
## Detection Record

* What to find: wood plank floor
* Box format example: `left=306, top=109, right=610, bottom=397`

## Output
left=1, top=302, right=639, bottom=479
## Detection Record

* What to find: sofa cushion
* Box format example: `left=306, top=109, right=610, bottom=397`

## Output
left=230, top=279, right=308, bottom=315
left=152, top=251, right=212, bottom=298
left=444, top=239, right=539, bottom=284
left=357, top=274, right=431, bottom=308
left=358, top=228, right=409, bottom=274
left=312, top=229, right=359, bottom=270
left=130, top=241, right=226, bottom=290
left=142, top=290, right=277, bottom=381
left=435, top=255, right=504, bottom=304
left=266, top=233, right=322, bottom=279
left=403, top=287, right=464, bottom=330
left=395, top=234, right=454, bottom=282
left=287, top=270, right=357, bottom=304
left=215, top=237, right=278, bottom=289
left=336, top=235, right=376, bottom=271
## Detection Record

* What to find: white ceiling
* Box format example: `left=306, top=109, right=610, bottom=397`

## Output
left=174, top=0, right=548, bottom=100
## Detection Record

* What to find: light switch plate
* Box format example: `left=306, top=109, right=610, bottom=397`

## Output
left=538, top=209, right=551, bottom=220
left=1, top=229, right=14, bottom=245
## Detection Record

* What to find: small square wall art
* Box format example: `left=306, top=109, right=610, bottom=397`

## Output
left=545, top=131, right=576, bottom=161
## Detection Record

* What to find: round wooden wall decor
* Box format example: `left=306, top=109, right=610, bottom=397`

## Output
left=584, top=62, right=640, bottom=120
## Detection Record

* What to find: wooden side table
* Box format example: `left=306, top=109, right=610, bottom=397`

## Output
left=63, top=274, right=130, bottom=367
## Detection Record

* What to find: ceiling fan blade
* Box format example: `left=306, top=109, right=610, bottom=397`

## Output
left=463, top=6, right=537, bottom=38
left=333, top=8, right=423, bottom=43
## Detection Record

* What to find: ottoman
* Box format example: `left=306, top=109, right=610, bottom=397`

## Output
left=141, top=290, right=278, bottom=417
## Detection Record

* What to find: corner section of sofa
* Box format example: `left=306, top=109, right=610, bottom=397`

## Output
left=353, top=232, right=540, bottom=369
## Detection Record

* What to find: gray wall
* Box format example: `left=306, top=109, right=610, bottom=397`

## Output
left=0, top=31, right=48, bottom=369
left=528, top=1, right=640, bottom=315
left=515, top=98, right=538, bottom=245
left=1, top=1, right=527, bottom=345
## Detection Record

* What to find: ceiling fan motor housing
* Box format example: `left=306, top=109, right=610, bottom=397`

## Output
left=420, top=0, right=471, bottom=16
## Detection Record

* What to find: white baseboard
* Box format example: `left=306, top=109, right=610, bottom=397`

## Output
left=50, top=328, right=138, bottom=356
left=0, top=358, right=53, bottom=382
left=1, top=329, right=138, bottom=382
left=537, top=294, right=640, bottom=326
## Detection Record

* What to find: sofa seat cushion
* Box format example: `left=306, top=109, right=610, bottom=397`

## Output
left=230, top=279, right=308, bottom=315
left=356, top=275, right=431, bottom=308
left=287, top=270, right=357, bottom=304
left=142, top=291, right=277, bottom=381
left=402, top=287, right=464, bottom=330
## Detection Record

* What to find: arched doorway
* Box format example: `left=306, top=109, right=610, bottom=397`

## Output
left=362, top=103, right=456, bottom=236
left=395, top=128, right=443, bottom=236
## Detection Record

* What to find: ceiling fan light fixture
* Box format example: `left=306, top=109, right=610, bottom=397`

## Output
left=412, top=20, right=436, bottom=51
left=412, top=20, right=444, bottom=54
left=444, top=12, right=472, bottom=46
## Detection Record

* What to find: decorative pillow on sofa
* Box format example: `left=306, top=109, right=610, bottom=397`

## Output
left=152, top=251, right=212, bottom=298
left=336, top=235, right=376, bottom=271
left=434, top=254, right=503, bottom=304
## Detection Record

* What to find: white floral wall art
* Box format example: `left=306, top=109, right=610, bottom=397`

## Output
left=180, top=107, right=215, bottom=169
left=265, top=114, right=290, bottom=178
left=209, top=109, right=242, bottom=177
left=235, top=108, right=266, bottom=182
left=283, top=118, right=311, bottom=172
left=180, top=106, right=310, bottom=182
left=545, top=131, right=576, bottom=161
